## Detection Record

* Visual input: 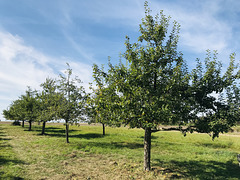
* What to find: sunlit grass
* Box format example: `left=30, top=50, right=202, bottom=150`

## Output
left=1, top=122, right=240, bottom=179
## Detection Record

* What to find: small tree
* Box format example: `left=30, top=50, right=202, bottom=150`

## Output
left=190, top=51, right=240, bottom=138
left=37, top=78, right=62, bottom=135
left=3, top=99, right=25, bottom=126
left=57, top=64, right=87, bottom=143
left=87, top=64, right=121, bottom=135
left=21, top=87, right=39, bottom=131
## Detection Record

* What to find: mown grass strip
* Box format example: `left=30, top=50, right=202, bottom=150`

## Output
left=1, top=122, right=240, bottom=179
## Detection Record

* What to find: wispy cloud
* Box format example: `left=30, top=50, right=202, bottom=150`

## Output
left=150, top=0, right=235, bottom=61
left=0, top=31, right=92, bottom=119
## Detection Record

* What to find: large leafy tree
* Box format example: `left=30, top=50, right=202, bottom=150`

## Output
left=57, top=64, right=87, bottom=143
left=94, top=2, right=239, bottom=171
left=96, top=3, right=189, bottom=171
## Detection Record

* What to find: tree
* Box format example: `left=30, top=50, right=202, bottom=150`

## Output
left=87, top=64, right=121, bottom=135
left=21, top=87, right=39, bottom=131
left=37, top=78, right=62, bottom=135
left=3, top=88, right=39, bottom=129
left=3, top=99, right=25, bottom=126
left=95, top=2, right=189, bottom=171
left=57, top=64, right=87, bottom=143
left=94, top=2, right=239, bottom=171
left=190, top=51, right=240, bottom=138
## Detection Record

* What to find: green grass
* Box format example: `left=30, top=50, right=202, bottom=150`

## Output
left=1, top=122, right=240, bottom=179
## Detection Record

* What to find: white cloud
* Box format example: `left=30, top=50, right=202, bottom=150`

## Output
left=150, top=0, right=233, bottom=56
left=0, top=31, right=92, bottom=120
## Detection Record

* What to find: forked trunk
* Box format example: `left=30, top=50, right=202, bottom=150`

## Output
left=102, top=123, right=105, bottom=136
left=144, top=127, right=151, bottom=171
left=41, top=121, right=46, bottom=135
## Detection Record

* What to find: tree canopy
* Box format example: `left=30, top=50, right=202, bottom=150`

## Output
left=91, top=2, right=240, bottom=170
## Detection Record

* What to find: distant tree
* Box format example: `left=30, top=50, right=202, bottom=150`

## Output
left=3, top=99, right=24, bottom=126
left=190, top=51, right=240, bottom=138
left=3, top=87, right=39, bottom=130
left=37, top=78, right=62, bottom=135
left=87, top=64, right=121, bottom=135
left=57, top=64, right=87, bottom=143
left=21, top=87, right=39, bottom=131
left=226, top=77, right=240, bottom=124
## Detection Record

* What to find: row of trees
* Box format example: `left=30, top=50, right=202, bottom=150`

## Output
left=3, top=64, right=87, bottom=143
left=3, top=2, right=240, bottom=171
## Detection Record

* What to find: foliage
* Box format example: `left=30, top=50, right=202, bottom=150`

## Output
left=3, top=87, right=39, bottom=130
left=105, top=4, right=188, bottom=129
left=37, top=78, right=63, bottom=134
left=92, top=2, right=239, bottom=170
left=3, top=99, right=24, bottom=122
left=94, top=1, right=189, bottom=170
left=87, top=64, right=121, bottom=135
left=20, top=87, right=39, bottom=130
left=189, top=51, right=240, bottom=139
left=57, top=64, right=87, bottom=142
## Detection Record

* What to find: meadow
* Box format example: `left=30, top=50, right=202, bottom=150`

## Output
left=1, top=122, right=240, bottom=179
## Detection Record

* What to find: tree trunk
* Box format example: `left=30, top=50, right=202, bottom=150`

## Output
left=144, top=127, right=152, bottom=171
left=29, top=120, right=32, bottom=131
left=41, top=121, right=46, bottom=135
left=102, top=123, right=105, bottom=136
left=22, top=120, right=24, bottom=127
left=66, top=121, right=69, bottom=143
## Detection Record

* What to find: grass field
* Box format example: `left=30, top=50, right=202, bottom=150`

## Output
left=1, top=122, right=240, bottom=180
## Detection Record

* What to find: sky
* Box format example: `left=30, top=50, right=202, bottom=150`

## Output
left=1, top=0, right=240, bottom=120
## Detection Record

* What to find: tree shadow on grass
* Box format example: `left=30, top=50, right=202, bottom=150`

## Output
left=0, top=155, right=25, bottom=166
left=153, top=159, right=240, bottom=179
left=71, top=133, right=106, bottom=139
left=33, top=126, right=79, bottom=137
left=0, top=129, right=25, bottom=179
left=76, top=141, right=143, bottom=150
left=197, top=142, right=234, bottom=149
left=0, top=128, right=12, bottom=146
left=24, top=126, right=69, bottom=133
left=139, top=135, right=158, bottom=140
left=0, top=172, right=24, bottom=180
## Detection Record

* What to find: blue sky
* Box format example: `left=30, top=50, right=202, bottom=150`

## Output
left=1, top=0, right=240, bottom=120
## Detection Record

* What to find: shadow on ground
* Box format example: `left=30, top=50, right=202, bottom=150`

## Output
left=0, top=125, right=25, bottom=180
left=76, top=141, right=143, bottom=150
left=154, top=158, right=240, bottom=179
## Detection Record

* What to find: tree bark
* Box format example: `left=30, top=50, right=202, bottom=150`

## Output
left=144, top=127, right=152, bottom=171
left=41, top=121, right=46, bottom=135
left=22, top=120, right=24, bottom=127
left=102, top=123, right=105, bottom=136
left=66, top=121, right=69, bottom=143
left=28, top=120, right=32, bottom=131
